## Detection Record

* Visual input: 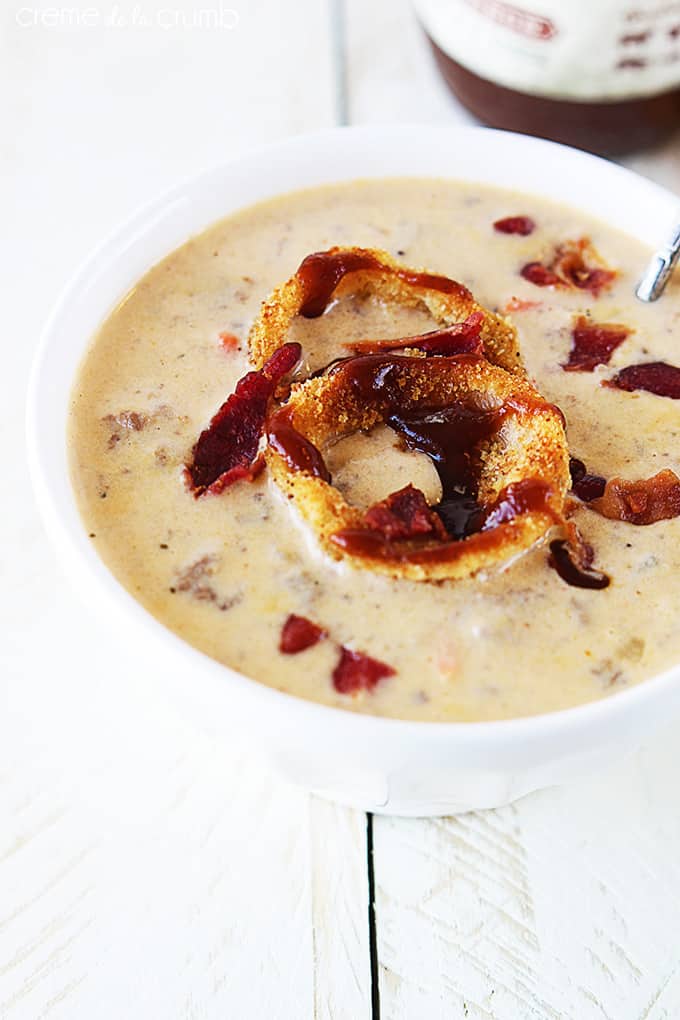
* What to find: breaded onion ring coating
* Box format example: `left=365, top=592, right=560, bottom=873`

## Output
left=265, top=353, right=570, bottom=581
left=248, top=246, right=521, bottom=376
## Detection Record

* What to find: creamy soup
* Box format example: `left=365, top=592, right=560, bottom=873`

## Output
left=68, top=179, right=680, bottom=721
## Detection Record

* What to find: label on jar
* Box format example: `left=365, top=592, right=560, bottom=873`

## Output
left=414, top=0, right=680, bottom=100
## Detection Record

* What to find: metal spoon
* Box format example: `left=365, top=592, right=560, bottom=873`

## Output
left=636, top=220, right=680, bottom=301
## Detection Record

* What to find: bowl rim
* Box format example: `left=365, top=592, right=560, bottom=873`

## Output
left=26, top=122, right=680, bottom=747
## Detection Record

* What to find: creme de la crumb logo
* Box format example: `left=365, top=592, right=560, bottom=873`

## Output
left=15, top=3, right=240, bottom=29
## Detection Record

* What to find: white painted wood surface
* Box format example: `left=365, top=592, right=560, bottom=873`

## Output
left=4, top=0, right=680, bottom=1017
left=3, top=3, right=368, bottom=1018
left=374, top=723, right=680, bottom=1019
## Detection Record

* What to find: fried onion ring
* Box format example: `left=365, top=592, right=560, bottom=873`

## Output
left=265, top=353, right=569, bottom=581
left=249, top=246, right=521, bottom=376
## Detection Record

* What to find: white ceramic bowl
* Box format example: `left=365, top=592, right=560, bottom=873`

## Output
left=27, top=125, right=680, bottom=816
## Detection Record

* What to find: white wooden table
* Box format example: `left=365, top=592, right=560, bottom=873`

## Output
left=4, top=2, right=680, bottom=1017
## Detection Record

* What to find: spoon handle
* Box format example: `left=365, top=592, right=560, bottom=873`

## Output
left=637, top=220, right=680, bottom=302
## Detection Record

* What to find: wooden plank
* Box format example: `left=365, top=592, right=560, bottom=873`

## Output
left=2, top=1, right=371, bottom=1017
left=310, top=801, right=372, bottom=1020
left=372, top=723, right=680, bottom=1019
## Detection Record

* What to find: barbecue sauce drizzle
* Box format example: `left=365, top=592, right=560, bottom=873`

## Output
left=266, top=407, right=330, bottom=482
left=297, top=250, right=470, bottom=318
left=548, top=539, right=610, bottom=590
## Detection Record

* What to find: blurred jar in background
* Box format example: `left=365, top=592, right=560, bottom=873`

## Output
left=414, top=0, right=680, bottom=154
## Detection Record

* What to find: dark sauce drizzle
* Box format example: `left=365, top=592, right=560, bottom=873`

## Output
left=548, top=539, right=610, bottom=590
left=266, top=406, right=330, bottom=482
left=331, top=354, right=508, bottom=542
left=387, top=402, right=500, bottom=539
left=297, top=250, right=470, bottom=318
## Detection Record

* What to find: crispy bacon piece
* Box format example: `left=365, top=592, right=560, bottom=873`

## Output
left=186, top=341, right=300, bottom=496
left=362, top=485, right=449, bottom=541
left=494, top=215, right=536, bottom=236
left=477, top=479, right=556, bottom=531
left=259, top=342, right=301, bottom=381
left=219, top=331, right=240, bottom=352
left=570, top=456, right=607, bottom=499
left=332, top=646, right=396, bottom=695
left=569, top=457, right=607, bottom=501
left=504, top=296, right=542, bottom=313
left=605, top=362, right=680, bottom=400
left=521, top=239, right=616, bottom=297
left=574, top=473, right=607, bottom=502
left=569, top=456, right=586, bottom=485
left=520, top=262, right=562, bottom=288
left=563, top=316, right=631, bottom=372
left=554, top=240, right=616, bottom=296
left=279, top=614, right=326, bottom=654
left=344, top=313, right=484, bottom=357
left=571, top=458, right=680, bottom=521
left=592, top=470, right=680, bottom=525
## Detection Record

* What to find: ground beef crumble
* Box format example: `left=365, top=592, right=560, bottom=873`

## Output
left=173, top=555, right=241, bottom=611
left=103, top=404, right=187, bottom=450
